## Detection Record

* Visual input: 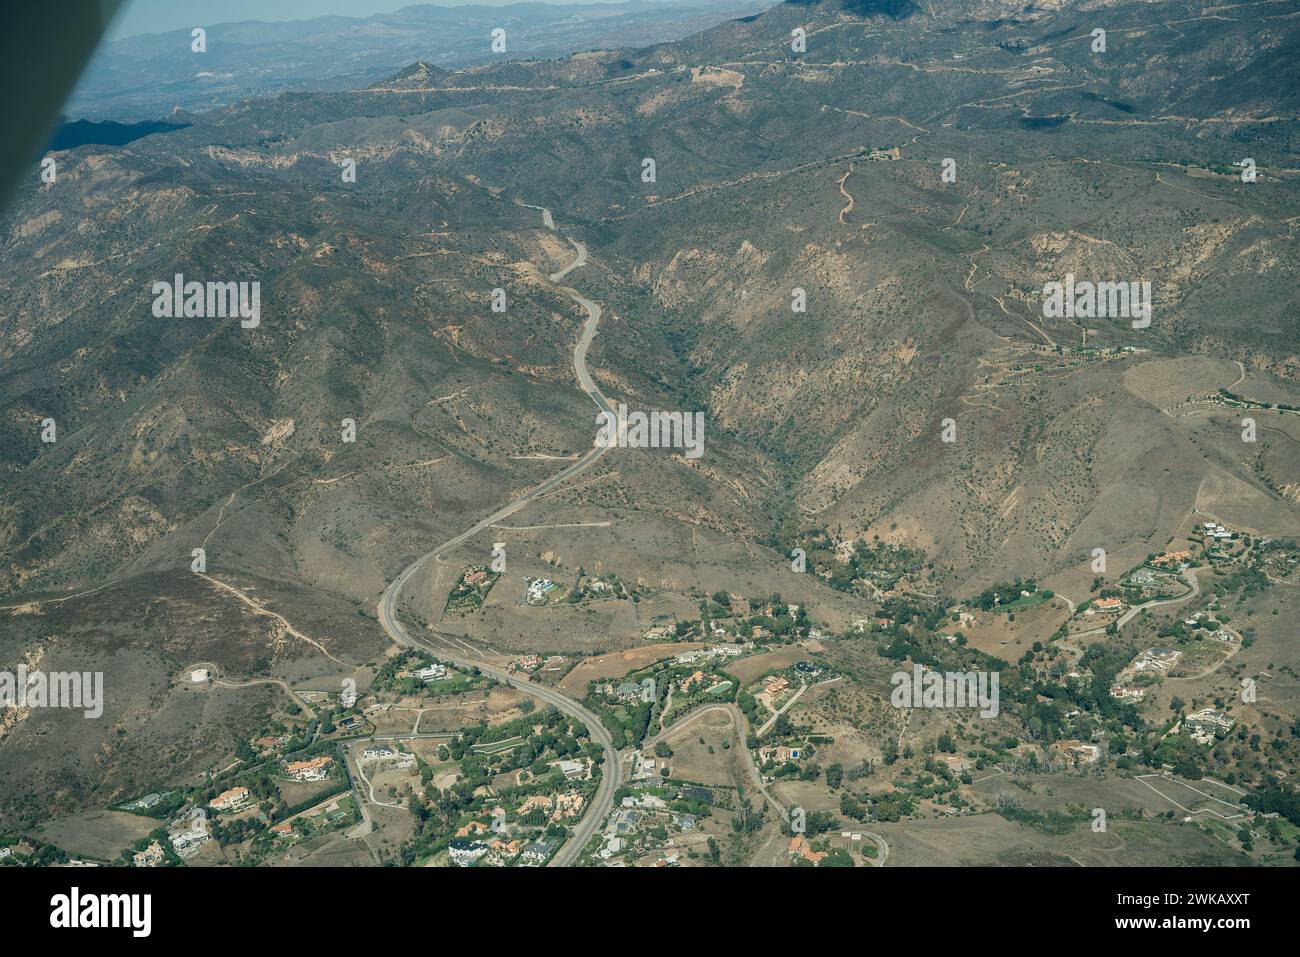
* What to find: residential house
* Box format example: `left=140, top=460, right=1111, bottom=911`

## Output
left=519, top=840, right=556, bottom=866
left=614, top=682, right=642, bottom=702
left=1064, top=743, right=1102, bottom=765
left=132, top=842, right=165, bottom=868
left=455, top=820, right=491, bottom=838
left=487, top=838, right=523, bottom=861
left=1134, top=647, right=1181, bottom=673
left=557, top=759, right=587, bottom=781
left=286, top=756, right=333, bottom=782
left=937, top=754, right=968, bottom=774
left=208, top=786, right=250, bottom=813
left=764, top=675, right=790, bottom=696
left=551, top=792, right=585, bottom=821
left=517, top=795, right=554, bottom=817
left=680, top=670, right=708, bottom=693
left=167, top=819, right=211, bottom=858
left=526, top=579, right=557, bottom=603
left=788, top=835, right=827, bottom=864
left=122, top=792, right=165, bottom=812
left=622, top=794, right=666, bottom=810
left=1185, top=709, right=1235, bottom=735
left=448, top=838, right=490, bottom=866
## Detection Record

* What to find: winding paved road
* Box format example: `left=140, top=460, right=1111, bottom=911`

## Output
left=376, top=205, right=619, bottom=867
left=1066, top=568, right=1202, bottom=641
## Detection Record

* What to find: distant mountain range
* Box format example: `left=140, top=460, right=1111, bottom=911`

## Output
left=68, top=0, right=773, bottom=119
left=6, top=0, right=1297, bottom=607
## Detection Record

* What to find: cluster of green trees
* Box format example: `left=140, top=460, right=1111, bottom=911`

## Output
left=1243, top=780, right=1300, bottom=827
left=995, top=796, right=1089, bottom=834
left=445, top=567, right=498, bottom=609
left=970, top=578, right=1043, bottom=612
left=371, top=649, right=437, bottom=692
left=816, top=538, right=927, bottom=594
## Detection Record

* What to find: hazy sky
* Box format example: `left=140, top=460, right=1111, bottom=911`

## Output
left=108, top=0, right=636, bottom=39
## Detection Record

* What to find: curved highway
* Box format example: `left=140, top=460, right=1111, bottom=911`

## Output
left=376, top=206, right=619, bottom=867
